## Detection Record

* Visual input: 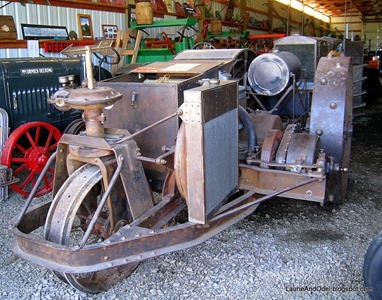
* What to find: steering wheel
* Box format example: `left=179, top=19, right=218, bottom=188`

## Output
left=93, top=47, right=121, bottom=66
left=92, top=48, right=121, bottom=81
left=192, top=42, right=215, bottom=50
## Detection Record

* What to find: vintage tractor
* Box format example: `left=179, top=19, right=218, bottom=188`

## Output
left=0, top=41, right=122, bottom=199
left=9, top=44, right=352, bottom=293
left=0, top=57, right=83, bottom=198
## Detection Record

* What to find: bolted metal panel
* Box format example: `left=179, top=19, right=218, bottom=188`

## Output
left=310, top=56, right=353, bottom=203
left=310, top=56, right=353, bottom=165
left=101, top=80, right=182, bottom=190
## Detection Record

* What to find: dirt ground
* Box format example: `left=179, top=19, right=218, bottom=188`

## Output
left=350, top=95, right=382, bottom=211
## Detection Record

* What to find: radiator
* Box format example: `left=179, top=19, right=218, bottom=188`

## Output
left=179, top=81, right=239, bottom=224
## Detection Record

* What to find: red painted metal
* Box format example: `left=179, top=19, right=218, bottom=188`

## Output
left=1, top=122, right=61, bottom=197
left=145, top=32, right=175, bottom=54
left=248, top=33, right=286, bottom=40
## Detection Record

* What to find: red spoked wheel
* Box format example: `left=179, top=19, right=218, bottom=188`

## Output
left=1, top=122, right=62, bottom=197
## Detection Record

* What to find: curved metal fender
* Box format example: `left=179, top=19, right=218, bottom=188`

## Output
left=309, top=56, right=353, bottom=203
left=309, top=56, right=352, bottom=166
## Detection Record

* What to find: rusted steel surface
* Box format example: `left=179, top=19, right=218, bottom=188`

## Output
left=310, top=56, right=352, bottom=165
left=275, top=124, right=300, bottom=164
left=249, top=113, right=283, bottom=147
left=309, top=56, right=352, bottom=203
left=178, top=82, right=239, bottom=224
left=286, top=133, right=320, bottom=165
left=11, top=193, right=259, bottom=274
left=174, top=124, right=188, bottom=200
left=239, top=164, right=325, bottom=204
left=54, top=128, right=154, bottom=223
left=113, top=142, right=154, bottom=219
left=260, top=129, right=283, bottom=168
left=49, top=85, right=122, bottom=109
left=100, top=82, right=187, bottom=191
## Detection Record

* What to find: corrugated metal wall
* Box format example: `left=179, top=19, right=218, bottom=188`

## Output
left=1, top=1, right=352, bottom=59
left=0, top=2, right=125, bottom=58
left=1, top=3, right=126, bottom=40
left=0, top=2, right=202, bottom=59
left=363, top=23, right=381, bottom=52
left=331, top=15, right=363, bottom=39
left=330, top=14, right=380, bottom=51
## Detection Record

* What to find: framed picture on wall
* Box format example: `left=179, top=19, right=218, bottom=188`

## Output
left=21, top=24, right=68, bottom=40
left=102, top=24, right=118, bottom=39
left=77, top=14, right=93, bottom=40
left=99, top=0, right=126, bottom=5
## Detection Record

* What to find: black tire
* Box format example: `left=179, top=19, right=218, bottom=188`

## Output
left=192, top=42, right=215, bottom=49
left=63, top=119, right=85, bottom=135
left=364, top=230, right=382, bottom=299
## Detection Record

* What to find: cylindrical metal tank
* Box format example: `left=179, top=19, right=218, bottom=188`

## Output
left=248, top=51, right=302, bottom=96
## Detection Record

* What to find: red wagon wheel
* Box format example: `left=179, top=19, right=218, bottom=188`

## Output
left=1, top=122, right=62, bottom=197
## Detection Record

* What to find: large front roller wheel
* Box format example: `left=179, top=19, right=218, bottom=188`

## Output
left=1, top=122, right=61, bottom=197
left=44, top=163, right=138, bottom=293
left=364, top=231, right=382, bottom=299
left=310, top=56, right=353, bottom=204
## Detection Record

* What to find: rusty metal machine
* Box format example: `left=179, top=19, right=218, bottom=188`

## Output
left=9, top=44, right=353, bottom=293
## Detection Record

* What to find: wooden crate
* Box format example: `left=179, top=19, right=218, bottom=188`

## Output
left=0, top=16, right=17, bottom=40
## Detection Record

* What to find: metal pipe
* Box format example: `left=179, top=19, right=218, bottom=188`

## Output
left=12, top=152, right=57, bottom=227
left=269, top=84, right=294, bottom=114
left=118, top=112, right=179, bottom=144
left=136, top=156, right=157, bottom=163
left=85, top=46, right=94, bottom=90
left=246, top=159, right=323, bottom=170
left=78, top=156, right=123, bottom=249
left=238, top=105, right=257, bottom=152
left=292, top=73, right=296, bottom=120
left=83, top=108, right=104, bottom=138
left=287, top=1, right=290, bottom=36
left=246, top=90, right=267, bottom=111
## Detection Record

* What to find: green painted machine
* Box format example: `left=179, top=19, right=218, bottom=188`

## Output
left=126, top=18, right=197, bottom=64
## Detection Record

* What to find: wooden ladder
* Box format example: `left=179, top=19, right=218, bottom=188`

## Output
left=112, top=29, right=143, bottom=73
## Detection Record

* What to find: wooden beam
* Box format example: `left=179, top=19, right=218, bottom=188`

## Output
left=268, top=0, right=274, bottom=34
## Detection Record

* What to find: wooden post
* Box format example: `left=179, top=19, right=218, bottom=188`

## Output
left=196, top=2, right=206, bottom=43
left=240, top=0, right=247, bottom=33
left=268, top=0, right=274, bottom=33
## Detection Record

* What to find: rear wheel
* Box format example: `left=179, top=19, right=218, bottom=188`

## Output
left=63, top=119, right=86, bottom=135
left=1, top=122, right=61, bottom=197
left=45, top=163, right=138, bottom=293
left=364, top=231, right=382, bottom=299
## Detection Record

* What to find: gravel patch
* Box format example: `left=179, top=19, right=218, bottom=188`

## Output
left=0, top=99, right=381, bottom=300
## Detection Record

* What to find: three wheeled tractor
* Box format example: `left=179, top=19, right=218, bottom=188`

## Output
left=9, top=44, right=352, bottom=293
